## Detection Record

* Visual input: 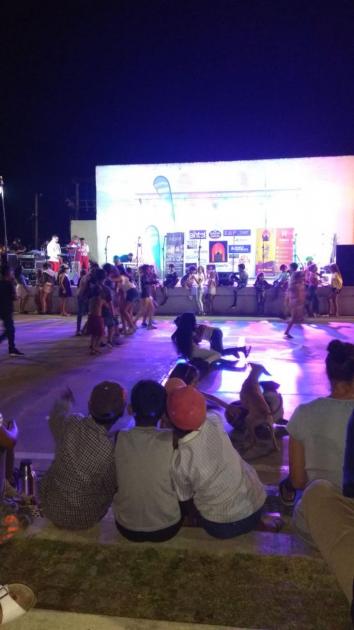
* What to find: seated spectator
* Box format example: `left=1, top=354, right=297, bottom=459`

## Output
left=230, top=263, right=248, bottom=309
left=164, top=264, right=178, bottom=289
left=0, top=417, right=18, bottom=498
left=40, top=382, right=126, bottom=530
left=299, top=413, right=354, bottom=623
left=113, top=380, right=182, bottom=542
left=280, top=340, right=354, bottom=511
left=254, top=272, right=271, bottom=316
left=168, top=385, right=270, bottom=539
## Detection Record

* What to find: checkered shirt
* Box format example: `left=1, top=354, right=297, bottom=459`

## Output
left=40, top=399, right=117, bottom=529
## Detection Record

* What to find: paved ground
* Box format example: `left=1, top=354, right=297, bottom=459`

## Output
left=0, top=314, right=353, bottom=481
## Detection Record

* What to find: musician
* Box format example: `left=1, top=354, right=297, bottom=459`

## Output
left=67, top=235, right=80, bottom=258
left=46, top=235, right=61, bottom=273
left=76, top=237, right=90, bottom=272
left=11, top=238, right=26, bottom=254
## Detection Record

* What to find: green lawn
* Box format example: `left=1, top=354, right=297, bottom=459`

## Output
left=1, top=538, right=351, bottom=629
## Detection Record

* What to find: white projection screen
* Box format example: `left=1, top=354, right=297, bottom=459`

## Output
left=96, top=156, right=354, bottom=276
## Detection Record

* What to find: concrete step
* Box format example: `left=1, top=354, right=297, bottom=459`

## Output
left=23, top=509, right=316, bottom=559
left=8, top=609, right=253, bottom=630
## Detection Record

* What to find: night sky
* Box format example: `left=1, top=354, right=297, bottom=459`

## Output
left=1, top=0, right=354, bottom=247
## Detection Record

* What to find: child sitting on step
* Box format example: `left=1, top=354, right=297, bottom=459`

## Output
left=113, top=380, right=182, bottom=542
left=168, top=385, right=281, bottom=539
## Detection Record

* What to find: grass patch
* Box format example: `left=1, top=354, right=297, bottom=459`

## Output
left=1, top=538, right=351, bottom=629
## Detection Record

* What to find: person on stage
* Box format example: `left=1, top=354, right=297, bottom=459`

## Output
left=46, top=235, right=61, bottom=273
left=76, top=237, right=90, bottom=272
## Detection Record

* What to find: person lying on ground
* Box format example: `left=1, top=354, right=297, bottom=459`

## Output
left=171, top=312, right=247, bottom=371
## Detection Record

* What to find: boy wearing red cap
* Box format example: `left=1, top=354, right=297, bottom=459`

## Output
left=168, top=386, right=266, bottom=539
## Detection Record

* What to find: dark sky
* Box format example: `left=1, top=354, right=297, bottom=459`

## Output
left=1, top=0, right=354, bottom=246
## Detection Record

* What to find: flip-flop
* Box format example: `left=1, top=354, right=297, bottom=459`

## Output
left=0, top=584, right=36, bottom=625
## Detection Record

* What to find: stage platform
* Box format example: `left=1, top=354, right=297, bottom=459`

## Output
left=1, top=314, right=353, bottom=485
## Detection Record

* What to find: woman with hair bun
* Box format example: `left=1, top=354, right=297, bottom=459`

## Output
left=280, top=340, right=354, bottom=531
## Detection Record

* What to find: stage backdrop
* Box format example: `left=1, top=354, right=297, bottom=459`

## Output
left=96, top=156, right=354, bottom=275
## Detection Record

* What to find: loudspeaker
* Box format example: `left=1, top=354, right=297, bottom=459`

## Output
left=336, top=245, right=354, bottom=285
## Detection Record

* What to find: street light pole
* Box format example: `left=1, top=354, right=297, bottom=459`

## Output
left=0, top=176, right=9, bottom=255
left=34, top=193, right=42, bottom=250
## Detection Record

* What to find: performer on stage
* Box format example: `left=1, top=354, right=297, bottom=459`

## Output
left=76, top=237, right=90, bottom=272
left=67, top=235, right=80, bottom=259
left=46, top=235, right=61, bottom=273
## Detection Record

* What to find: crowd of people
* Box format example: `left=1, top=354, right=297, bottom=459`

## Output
left=1, top=338, right=353, bottom=622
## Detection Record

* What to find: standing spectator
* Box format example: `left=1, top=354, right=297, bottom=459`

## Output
left=328, top=263, right=343, bottom=317
left=0, top=266, right=23, bottom=356
left=254, top=272, right=271, bottom=316
left=14, top=265, right=30, bottom=314
left=58, top=265, right=72, bottom=316
left=230, top=263, right=248, bottom=310
left=195, top=266, right=206, bottom=315
left=284, top=264, right=305, bottom=339
left=206, top=269, right=218, bottom=314
left=306, top=263, right=320, bottom=317
left=40, top=263, right=56, bottom=314
left=75, top=269, right=89, bottom=335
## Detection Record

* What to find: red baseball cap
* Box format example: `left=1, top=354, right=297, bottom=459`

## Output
left=167, top=386, right=206, bottom=431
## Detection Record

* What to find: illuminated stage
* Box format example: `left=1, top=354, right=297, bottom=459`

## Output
left=95, top=155, right=354, bottom=275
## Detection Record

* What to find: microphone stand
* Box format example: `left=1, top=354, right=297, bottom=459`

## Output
left=136, top=238, right=142, bottom=291
left=104, top=236, right=110, bottom=264
left=197, top=238, right=202, bottom=269
left=0, top=176, right=9, bottom=264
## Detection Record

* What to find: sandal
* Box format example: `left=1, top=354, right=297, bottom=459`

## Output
left=279, top=477, right=297, bottom=507
left=0, top=584, right=36, bottom=625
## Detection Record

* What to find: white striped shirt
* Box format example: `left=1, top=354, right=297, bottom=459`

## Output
left=171, top=414, right=266, bottom=523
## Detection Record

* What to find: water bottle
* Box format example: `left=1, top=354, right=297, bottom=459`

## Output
left=0, top=413, right=3, bottom=428
left=19, top=460, right=37, bottom=497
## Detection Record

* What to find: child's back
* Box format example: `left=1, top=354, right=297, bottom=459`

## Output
left=113, top=427, right=180, bottom=532
left=113, top=380, right=181, bottom=541
left=171, top=414, right=265, bottom=524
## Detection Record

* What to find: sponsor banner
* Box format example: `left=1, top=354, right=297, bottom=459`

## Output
left=229, top=244, right=251, bottom=254
left=189, top=229, right=207, bottom=240
left=209, top=241, right=228, bottom=263
left=165, top=232, right=185, bottom=277
left=224, top=229, right=251, bottom=237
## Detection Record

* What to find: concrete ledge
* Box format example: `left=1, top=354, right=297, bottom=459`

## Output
left=23, top=509, right=317, bottom=559
left=8, top=609, right=252, bottom=630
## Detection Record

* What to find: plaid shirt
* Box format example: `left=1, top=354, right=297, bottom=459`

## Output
left=40, top=399, right=116, bottom=529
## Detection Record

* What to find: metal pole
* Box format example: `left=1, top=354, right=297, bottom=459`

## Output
left=0, top=176, right=9, bottom=254
left=75, top=181, right=80, bottom=220
left=34, top=193, right=39, bottom=250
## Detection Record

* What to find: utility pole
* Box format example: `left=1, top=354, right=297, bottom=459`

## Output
left=74, top=181, right=80, bottom=220
left=34, top=193, right=42, bottom=250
